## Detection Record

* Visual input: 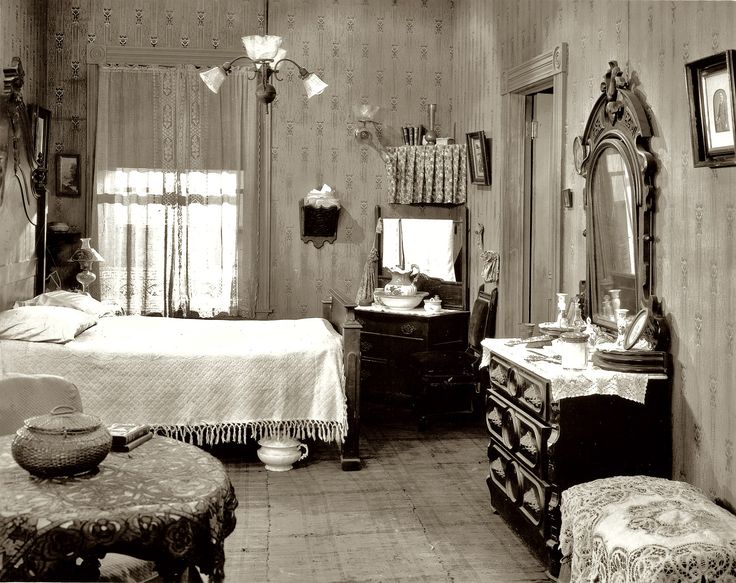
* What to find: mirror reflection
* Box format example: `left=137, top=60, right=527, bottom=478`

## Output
left=381, top=218, right=461, bottom=282
left=590, top=146, right=637, bottom=322
left=580, top=61, right=656, bottom=332
left=376, top=205, right=468, bottom=310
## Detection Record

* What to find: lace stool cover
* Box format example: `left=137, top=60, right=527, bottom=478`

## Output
left=560, top=475, right=736, bottom=582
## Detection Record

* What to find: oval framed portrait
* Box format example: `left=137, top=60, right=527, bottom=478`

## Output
left=623, top=308, right=650, bottom=350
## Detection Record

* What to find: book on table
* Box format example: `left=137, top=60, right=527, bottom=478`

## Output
left=113, top=431, right=153, bottom=452
left=108, top=423, right=152, bottom=447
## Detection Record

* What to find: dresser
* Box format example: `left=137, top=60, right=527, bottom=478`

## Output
left=355, top=305, right=469, bottom=406
left=481, top=339, right=671, bottom=577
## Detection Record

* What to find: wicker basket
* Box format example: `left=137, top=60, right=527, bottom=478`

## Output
left=11, top=405, right=112, bottom=477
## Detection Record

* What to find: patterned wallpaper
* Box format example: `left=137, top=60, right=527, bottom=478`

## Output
left=267, top=0, right=455, bottom=317
left=45, top=0, right=455, bottom=318
left=452, top=0, right=736, bottom=508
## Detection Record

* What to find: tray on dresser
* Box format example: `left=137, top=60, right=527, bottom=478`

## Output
left=592, top=349, right=669, bottom=375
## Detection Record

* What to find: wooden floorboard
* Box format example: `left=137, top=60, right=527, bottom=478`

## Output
left=212, top=412, right=548, bottom=583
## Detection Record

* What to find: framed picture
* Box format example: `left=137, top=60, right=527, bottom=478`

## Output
left=29, top=105, right=51, bottom=168
left=466, top=131, right=491, bottom=185
left=685, top=50, right=736, bottom=167
left=56, top=153, right=81, bottom=197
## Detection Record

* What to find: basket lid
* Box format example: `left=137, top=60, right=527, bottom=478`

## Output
left=24, top=406, right=103, bottom=435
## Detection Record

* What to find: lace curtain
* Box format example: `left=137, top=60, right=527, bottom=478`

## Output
left=92, top=65, right=259, bottom=317
left=90, top=66, right=258, bottom=317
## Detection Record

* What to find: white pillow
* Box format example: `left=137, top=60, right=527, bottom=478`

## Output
left=0, top=306, right=98, bottom=344
left=15, top=290, right=116, bottom=318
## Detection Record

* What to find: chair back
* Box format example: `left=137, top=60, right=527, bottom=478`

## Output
left=0, top=374, right=83, bottom=435
left=467, top=287, right=498, bottom=352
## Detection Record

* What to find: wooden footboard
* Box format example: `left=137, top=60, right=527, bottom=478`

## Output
left=323, top=289, right=361, bottom=471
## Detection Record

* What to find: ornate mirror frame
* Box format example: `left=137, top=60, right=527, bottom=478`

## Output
left=578, top=61, right=656, bottom=333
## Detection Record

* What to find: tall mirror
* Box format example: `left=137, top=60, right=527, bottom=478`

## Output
left=578, top=61, right=656, bottom=331
left=376, top=205, right=468, bottom=310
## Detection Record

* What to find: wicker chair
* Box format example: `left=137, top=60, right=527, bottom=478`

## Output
left=409, top=287, right=498, bottom=429
left=0, top=373, right=160, bottom=583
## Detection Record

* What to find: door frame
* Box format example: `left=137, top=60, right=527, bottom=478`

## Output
left=499, top=43, right=568, bottom=336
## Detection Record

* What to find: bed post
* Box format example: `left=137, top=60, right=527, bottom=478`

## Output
left=323, top=289, right=362, bottom=471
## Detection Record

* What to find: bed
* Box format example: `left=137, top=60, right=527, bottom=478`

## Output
left=0, top=57, right=362, bottom=470
left=0, top=293, right=362, bottom=470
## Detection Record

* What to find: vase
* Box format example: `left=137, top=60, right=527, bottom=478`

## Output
left=425, top=103, right=437, bottom=145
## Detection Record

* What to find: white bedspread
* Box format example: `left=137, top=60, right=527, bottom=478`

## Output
left=0, top=316, right=347, bottom=445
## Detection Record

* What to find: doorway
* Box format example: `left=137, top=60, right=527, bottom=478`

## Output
left=499, top=43, right=567, bottom=336
left=524, top=89, right=555, bottom=324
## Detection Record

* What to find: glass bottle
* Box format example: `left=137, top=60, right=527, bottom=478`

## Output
left=555, top=293, right=568, bottom=327
left=615, top=308, right=629, bottom=348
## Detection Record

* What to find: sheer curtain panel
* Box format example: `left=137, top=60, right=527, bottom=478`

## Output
left=93, top=65, right=259, bottom=317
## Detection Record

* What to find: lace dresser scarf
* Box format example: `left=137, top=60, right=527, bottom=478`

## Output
left=481, top=339, right=649, bottom=403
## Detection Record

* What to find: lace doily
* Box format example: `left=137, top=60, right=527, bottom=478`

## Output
left=561, top=476, right=736, bottom=583
left=481, top=339, right=650, bottom=404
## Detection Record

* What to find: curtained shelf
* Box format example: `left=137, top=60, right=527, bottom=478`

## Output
left=385, top=144, right=467, bottom=205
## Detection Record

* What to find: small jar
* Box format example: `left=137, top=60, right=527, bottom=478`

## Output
left=559, top=332, right=588, bottom=370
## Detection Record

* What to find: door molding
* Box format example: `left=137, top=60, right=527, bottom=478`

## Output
left=499, top=43, right=567, bottom=335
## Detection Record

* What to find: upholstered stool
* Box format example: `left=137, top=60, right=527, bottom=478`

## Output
left=560, top=475, right=736, bottom=583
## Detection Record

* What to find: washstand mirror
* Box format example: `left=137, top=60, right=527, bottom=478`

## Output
left=375, top=204, right=468, bottom=310
left=577, top=61, right=657, bottom=333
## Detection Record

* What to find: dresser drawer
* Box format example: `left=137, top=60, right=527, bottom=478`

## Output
left=490, top=355, right=550, bottom=422
left=487, top=390, right=554, bottom=481
left=488, top=440, right=552, bottom=538
left=360, top=331, right=424, bottom=359
left=357, top=314, right=429, bottom=339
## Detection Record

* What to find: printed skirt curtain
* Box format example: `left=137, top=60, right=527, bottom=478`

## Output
left=386, top=144, right=467, bottom=204
left=92, top=65, right=259, bottom=317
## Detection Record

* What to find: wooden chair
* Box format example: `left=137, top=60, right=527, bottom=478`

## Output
left=409, top=287, right=498, bottom=429
left=0, top=373, right=160, bottom=583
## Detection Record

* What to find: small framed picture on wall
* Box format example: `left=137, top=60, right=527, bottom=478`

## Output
left=466, top=131, right=491, bottom=185
left=685, top=50, right=736, bottom=167
left=56, top=153, right=81, bottom=197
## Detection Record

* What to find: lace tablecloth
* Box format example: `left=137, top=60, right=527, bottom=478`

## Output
left=481, top=338, right=650, bottom=403
left=0, top=435, right=237, bottom=582
left=560, top=475, right=736, bottom=582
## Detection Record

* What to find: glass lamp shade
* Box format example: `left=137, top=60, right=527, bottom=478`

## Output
left=69, top=238, right=104, bottom=295
left=352, top=104, right=381, bottom=121
left=302, top=73, right=328, bottom=99
left=200, top=66, right=228, bottom=94
left=241, top=35, right=283, bottom=61
left=69, top=238, right=104, bottom=264
left=260, top=48, right=287, bottom=70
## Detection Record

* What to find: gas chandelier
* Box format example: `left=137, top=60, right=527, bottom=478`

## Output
left=199, top=35, right=328, bottom=109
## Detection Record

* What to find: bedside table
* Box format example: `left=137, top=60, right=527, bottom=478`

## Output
left=45, top=230, right=82, bottom=290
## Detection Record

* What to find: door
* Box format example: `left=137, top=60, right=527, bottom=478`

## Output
left=524, top=90, right=555, bottom=324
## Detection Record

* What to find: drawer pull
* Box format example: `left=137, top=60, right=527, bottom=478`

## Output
left=360, top=340, right=373, bottom=353
left=400, top=323, right=416, bottom=335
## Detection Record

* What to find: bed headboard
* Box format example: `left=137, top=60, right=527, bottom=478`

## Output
left=0, top=57, right=47, bottom=310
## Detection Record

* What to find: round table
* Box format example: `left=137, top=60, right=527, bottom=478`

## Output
left=0, top=435, right=237, bottom=582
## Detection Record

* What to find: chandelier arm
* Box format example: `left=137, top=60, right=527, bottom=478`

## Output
left=225, top=55, right=258, bottom=72
left=272, top=57, right=310, bottom=78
